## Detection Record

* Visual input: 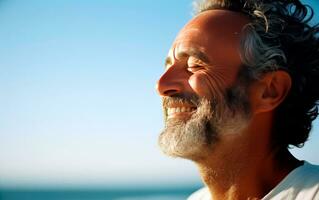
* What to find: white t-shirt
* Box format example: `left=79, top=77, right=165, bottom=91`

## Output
left=188, top=161, right=319, bottom=200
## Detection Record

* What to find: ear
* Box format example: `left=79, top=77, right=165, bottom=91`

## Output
left=250, top=71, right=291, bottom=114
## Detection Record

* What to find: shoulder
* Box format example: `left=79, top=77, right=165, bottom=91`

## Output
left=275, top=161, right=319, bottom=187
left=187, top=187, right=211, bottom=200
left=296, top=161, right=319, bottom=183
left=280, top=161, right=319, bottom=189
left=262, top=161, right=319, bottom=200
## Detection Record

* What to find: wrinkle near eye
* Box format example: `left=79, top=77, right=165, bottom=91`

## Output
left=189, top=70, right=226, bottom=100
left=201, top=71, right=225, bottom=100
left=188, top=57, right=207, bottom=67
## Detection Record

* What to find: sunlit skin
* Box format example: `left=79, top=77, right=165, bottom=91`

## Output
left=156, top=10, right=302, bottom=200
left=157, top=11, right=249, bottom=121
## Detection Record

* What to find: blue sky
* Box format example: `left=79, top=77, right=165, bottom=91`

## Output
left=0, top=0, right=318, bottom=188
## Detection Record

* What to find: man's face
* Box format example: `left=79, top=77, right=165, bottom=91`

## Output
left=156, top=10, right=252, bottom=160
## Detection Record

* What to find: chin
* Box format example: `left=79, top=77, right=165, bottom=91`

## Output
left=158, top=118, right=215, bottom=161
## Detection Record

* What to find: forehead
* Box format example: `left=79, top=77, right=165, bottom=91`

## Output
left=170, top=10, right=249, bottom=65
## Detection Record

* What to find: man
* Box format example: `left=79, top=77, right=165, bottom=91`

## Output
left=156, top=0, right=319, bottom=199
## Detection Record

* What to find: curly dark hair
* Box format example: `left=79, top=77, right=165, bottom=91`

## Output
left=193, top=0, right=319, bottom=149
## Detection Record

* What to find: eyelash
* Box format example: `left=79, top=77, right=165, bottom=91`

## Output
left=187, top=65, right=203, bottom=73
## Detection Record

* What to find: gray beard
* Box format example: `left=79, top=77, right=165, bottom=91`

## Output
left=158, top=85, right=251, bottom=161
left=158, top=99, right=214, bottom=160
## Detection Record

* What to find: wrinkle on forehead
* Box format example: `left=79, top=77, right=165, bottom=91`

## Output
left=166, top=10, right=249, bottom=69
left=177, top=10, right=249, bottom=47
left=173, top=44, right=208, bottom=60
left=172, top=28, right=209, bottom=60
left=174, top=28, right=209, bottom=45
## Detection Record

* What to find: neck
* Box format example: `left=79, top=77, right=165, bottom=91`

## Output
left=194, top=115, right=302, bottom=200
left=196, top=149, right=301, bottom=200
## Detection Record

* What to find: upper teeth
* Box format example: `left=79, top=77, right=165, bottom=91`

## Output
left=167, top=107, right=195, bottom=115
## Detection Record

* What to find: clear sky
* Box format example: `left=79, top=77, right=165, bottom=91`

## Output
left=0, top=0, right=318, bottom=189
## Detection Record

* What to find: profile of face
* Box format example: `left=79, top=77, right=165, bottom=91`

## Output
left=156, top=10, right=252, bottom=161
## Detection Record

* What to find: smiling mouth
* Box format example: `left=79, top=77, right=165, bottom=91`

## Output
left=166, top=106, right=197, bottom=119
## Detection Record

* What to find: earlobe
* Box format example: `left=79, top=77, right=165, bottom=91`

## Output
left=253, top=71, right=291, bottom=114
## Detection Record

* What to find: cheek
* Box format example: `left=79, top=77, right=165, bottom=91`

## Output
left=188, top=71, right=226, bottom=99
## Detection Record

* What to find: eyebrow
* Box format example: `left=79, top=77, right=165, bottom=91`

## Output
left=164, top=48, right=210, bottom=68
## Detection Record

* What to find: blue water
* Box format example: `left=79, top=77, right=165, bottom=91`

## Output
left=0, top=187, right=199, bottom=200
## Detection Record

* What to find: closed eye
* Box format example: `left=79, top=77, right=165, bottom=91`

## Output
left=187, top=65, right=203, bottom=73
left=187, top=56, right=208, bottom=73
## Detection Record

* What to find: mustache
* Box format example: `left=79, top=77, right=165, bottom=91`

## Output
left=162, top=94, right=200, bottom=108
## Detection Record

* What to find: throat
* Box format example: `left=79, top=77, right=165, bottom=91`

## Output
left=195, top=149, right=302, bottom=200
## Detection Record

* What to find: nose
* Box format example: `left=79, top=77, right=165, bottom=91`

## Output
left=156, top=66, right=186, bottom=97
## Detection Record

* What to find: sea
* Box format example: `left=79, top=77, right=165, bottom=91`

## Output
left=0, top=187, right=200, bottom=200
